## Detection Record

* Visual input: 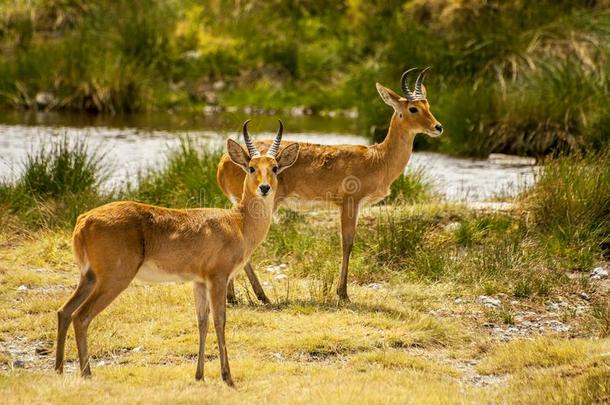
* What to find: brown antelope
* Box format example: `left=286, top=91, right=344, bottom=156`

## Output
left=54, top=121, right=299, bottom=386
left=217, top=68, right=442, bottom=302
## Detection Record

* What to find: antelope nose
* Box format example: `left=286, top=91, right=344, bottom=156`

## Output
left=259, top=184, right=271, bottom=195
left=435, top=124, right=443, bottom=133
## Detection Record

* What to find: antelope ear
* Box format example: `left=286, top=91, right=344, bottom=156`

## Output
left=227, top=139, right=250, bottom=172
left=376, top=83, right=402, bottom=112
left=276, top=143, right=300, bottom=173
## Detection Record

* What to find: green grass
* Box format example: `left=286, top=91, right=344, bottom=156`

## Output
left=0, top=136, right=108, bottom=228
left=130, top=138, right=228, bottom=209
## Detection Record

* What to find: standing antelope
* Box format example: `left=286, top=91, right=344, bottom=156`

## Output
left=217, top=68, right=442, bottom=302
left=54, top=121, right=299, bottom=386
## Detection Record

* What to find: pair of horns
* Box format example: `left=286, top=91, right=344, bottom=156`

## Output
left=241, top=119, right=283, bottom=158
left=401, top=67, right=430, bottom=102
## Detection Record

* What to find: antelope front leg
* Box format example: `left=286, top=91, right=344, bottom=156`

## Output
left=244, top=263, right=271, bottom=304
left=337, top=201, right=359, bottom=302
left=193, top=282, right=210, bottom=381
left=209, top=276, right=234, bottom=387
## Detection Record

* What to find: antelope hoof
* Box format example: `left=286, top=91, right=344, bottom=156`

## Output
left=337, top=289, right=350, bottom=302
left=223, top=376, right=235, bottom=387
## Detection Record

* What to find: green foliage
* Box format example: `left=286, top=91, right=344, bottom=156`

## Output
left=2, top=1, right=609, bottom=156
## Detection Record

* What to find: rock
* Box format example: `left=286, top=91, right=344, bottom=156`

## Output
left=181, top=50, right=201, bottom=60
left=289, top=106, right=307, bottom=116
left=590, top=267, right=608, bottom=280
left=548, top=321, right=570, bottom=333
left=131, top=346, right=144, bottom=353
left=367, top=283, right=383, bottom=290
left=266, top=265, right=283, bottom=274
left=274, top=274, right=287, bottom=281
left=454, top=298, right=464, bottom=304
left=547, top=302, right=561, bottom=311
left=488, top=154, right=536, bottom=166
left=202, top=105, right=222, bottom=115
left=212, top=80, right=226, bottom=91
left=272, top=352, right=285, bottom=362
left=445, top=222, right=461, bottom=232
left=35, top=347, right=50, bottom=356
left=17, top=285, right=28, bottom=292
left=579, top=292, right=591, bottom=301
left=12, top=360, right=25, bottom=369
left=478, top=295, right=501, bottom=308
left=35, top=92, right=56, bottom=108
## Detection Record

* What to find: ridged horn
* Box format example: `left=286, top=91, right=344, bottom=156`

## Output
left=400, top=68, right=418, bottom=101
left=414, top=66, right=431, bottom=99
left=267, top=120, right=284, bottom=157
left=242, top=120, right=260, bottom=157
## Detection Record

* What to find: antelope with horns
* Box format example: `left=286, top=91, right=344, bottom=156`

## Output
left=217, top=68, right=442, bottom=302
left=55, top=121, right=299, bottom=386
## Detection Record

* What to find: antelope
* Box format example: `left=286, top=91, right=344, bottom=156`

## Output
left=54, top=121, right=299, bottom=386
left=217, top=68, right=442, bottom=302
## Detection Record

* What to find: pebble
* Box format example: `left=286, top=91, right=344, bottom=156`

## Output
left=478, top=295, right=501, bottom=308
left=35, top=347, right=50, bottom=356
left=548, top=321, right=570, bottom=333
left=444, top=222, right=461, bottom=232
left=590, top=267, right=608, bottom=280
left=579, top=292, right=591, bottom=301
left=131, top=346, right=144, bottom=353
left=17, top=285, right=28, bottom=291
left=367, top=283, right=384, bottom=290
left=12, top=360, right=25, bottom=369
left=274, top=274, right=287, bottom=281
left=454, top=298, right=464, bottom=304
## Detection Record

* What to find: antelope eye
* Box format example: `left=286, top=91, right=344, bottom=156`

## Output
left=272, top=166, right=278, bottom=174
left=248, top=167, right=255, bottom=174
left=409, top=107, right=418, bottom=113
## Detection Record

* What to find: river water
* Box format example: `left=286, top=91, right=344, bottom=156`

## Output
left=0, top=111, right=537, bottom=202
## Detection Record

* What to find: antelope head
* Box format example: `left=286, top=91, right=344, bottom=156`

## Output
left=376, top=67, right=443, bottom=137
left=226, top=120, right=300, bottom=198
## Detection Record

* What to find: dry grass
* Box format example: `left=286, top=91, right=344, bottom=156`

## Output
left=1, top=208, right=609, bottom=404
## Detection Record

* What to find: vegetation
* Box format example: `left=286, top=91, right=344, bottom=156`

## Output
left=1, top=1, right=609, bottom=156
left=0, top=139, right=608, bottom=403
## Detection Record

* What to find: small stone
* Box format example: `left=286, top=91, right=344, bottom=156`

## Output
left=445, top=222, right=461, bottom=232
left=548, top=321, right=570, bottom=333
left=17, top=285, right=28, bottom=291
left=274, top=274, right=287, bottom=281
left=35, top=92, right=56, bottom=108
left=478, top=295, right=501, bottom=308
left=579, top=292, right=591, bottom=301
left=12, top=360, right=25, bottom=369
left=131, top=346, right=144, bottom=353
left=35, top=347, right=50, bottom=356
left=547, top=302, right=561, bottom=311
left=367, top=283, right=383, bottom=290
left=590, top=267, right=608, bottom=280
left=454, top=298, right=464, bottom=304
left=278, top=264, right=288, bottom=269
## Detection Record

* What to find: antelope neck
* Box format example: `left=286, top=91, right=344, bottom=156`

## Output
left=236, top=187, right=274, bottom=248
left=374, top=112, right=417, bottom=183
